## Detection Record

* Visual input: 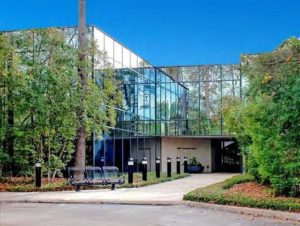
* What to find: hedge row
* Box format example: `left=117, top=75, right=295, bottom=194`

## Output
left=184, top=175, right=300, bottom=212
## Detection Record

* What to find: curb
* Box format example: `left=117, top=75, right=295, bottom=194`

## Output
left=1, top=199, right=181, bottom=206
left=2, top=199, right=299, bottom=223
left=184, top=201, right=300, bottom=224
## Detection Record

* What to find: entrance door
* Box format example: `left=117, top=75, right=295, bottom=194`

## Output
left=213, top=140, right=241, bottom=172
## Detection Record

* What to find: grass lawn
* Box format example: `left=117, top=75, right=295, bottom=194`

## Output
left=120, top=172, right=189, bottom=188
left=183, top=174, right=300, bottom=212
left=1, top=172, right=189, bottom=192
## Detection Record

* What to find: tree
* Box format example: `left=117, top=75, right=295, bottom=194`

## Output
left=9, top=29, right=81, bottom=179
left=223, top=38, right=300, bottom=196
left=0, top=27, right=122, bottom=179
left=0, top=33, right=22, bottom=176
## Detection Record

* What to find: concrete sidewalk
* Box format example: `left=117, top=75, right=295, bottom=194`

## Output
left=1, top=173, right=299, bottom=223
left=1, top=173, right=235, bottom=204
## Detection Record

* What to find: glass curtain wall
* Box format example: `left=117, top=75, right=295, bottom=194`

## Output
left=161, top=65, right=241, bottom=135
left=92, top=27, right=188, bottom=171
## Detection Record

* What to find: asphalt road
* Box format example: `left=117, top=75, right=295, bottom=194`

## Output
left=0, top=203, right=294, bottom=226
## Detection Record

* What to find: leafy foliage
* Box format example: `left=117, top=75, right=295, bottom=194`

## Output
left=223, top=38, right=300, bottom=196
left=0, top=29, right=121, bottom=179
left=188, top=156, right=203, bottom=167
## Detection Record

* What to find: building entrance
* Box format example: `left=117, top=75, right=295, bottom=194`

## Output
left=212, top=139, right=242, bottom=173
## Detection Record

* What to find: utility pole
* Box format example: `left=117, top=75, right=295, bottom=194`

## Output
left=74, top=0, right=87, bottom=176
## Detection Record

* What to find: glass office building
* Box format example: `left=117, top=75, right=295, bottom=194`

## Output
left=5, top=26, right=242, bottom=173
left=92, top=26, right=242, bottom=173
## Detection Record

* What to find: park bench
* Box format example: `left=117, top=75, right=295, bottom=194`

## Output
left=68, top=166, right=125, bottom=191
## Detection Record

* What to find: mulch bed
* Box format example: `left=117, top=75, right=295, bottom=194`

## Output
left=0, top=177, right=68, bottom=192
left=225, top=182, right=300, bottom=204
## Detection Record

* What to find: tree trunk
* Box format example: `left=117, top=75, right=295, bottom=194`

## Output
left=204, top=71, right=210, bottom=119
left=48, top=139, right=51, bottom=183
left=51, top=169, right=57, bottom=182
left=7, top=93, right=14, bottom=174
left=51, top=141, right=67, bottom=182
left=74, top=0, right=87, bottom=179
left=204, top=68, right=211, bottom=133
left=6, top=50, right=15, bottom=176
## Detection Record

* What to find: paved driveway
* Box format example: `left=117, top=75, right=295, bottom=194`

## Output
left=1, top=203, right=292, bottom=226
left=1, top=173, right=236, bottom=204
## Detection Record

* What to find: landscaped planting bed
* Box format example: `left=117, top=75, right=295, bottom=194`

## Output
left=0, top=172, right=189, bottom=192
left=184, top=174, right=300, bottom=212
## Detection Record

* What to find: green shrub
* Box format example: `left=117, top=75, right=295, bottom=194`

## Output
left=224, top=38, right=300, bottom=197
left=7, top=184, right=35, bottom=192
left=188, top=157, right=203, bottom=167
left=222, top=174, right=255, bottom=189
left=184, top=175, right=300, bottom=212
left=42, top=181, right=67, bottom=191
left=185, top=191, right=300, bottom=212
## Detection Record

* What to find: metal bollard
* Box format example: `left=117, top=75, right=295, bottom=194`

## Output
left=142, top=157, right=148, bottom=181
left=111, top=183, right=116, bottom=190
left=155, top=157, right=160, bottom=178
left=35, top=160, right=42, bottom=188
left=176, top=156, right=181, bottom=174
left=100, top=156, right=105, bottom=168
left=128, top=157, right=134, bottom=184
left=167, top=157, right=171, bottom=177
left=184, top=156, right=188, bottom=173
